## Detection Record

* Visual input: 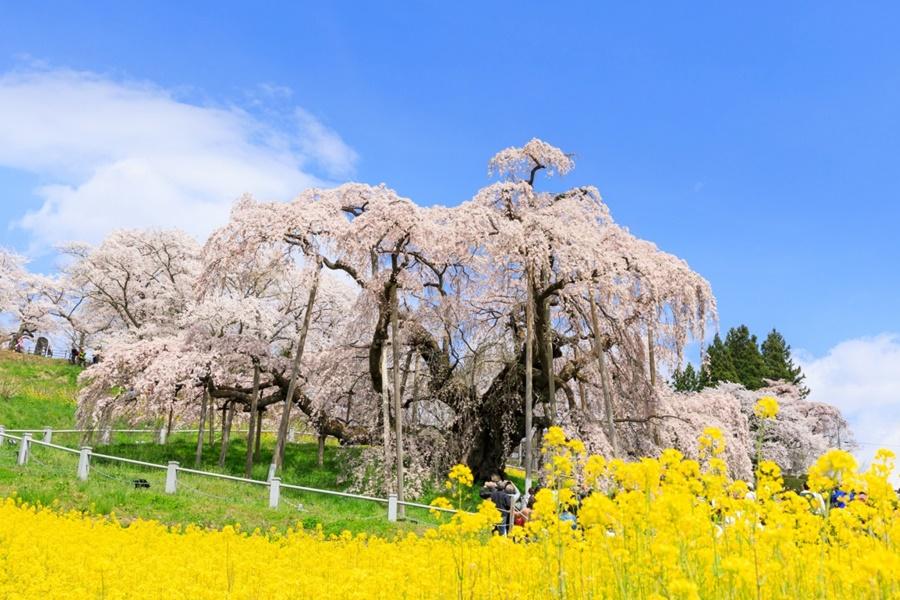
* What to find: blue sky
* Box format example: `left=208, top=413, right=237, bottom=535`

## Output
left=1, top=2, right=899, bottom=453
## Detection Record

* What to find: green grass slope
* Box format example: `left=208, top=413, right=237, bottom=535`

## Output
left=0, top=351, right=80, bottom=428
left=0, top=351, right=449, bottom=535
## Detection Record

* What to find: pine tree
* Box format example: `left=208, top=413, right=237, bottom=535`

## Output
left=761, top=328, right=809, bottom=396
left=703, top=333, right=739, bottom=385
left=698, top=363, right=712, bottom=388
left=671, top=363, right=701, bottom=392
left=724, top=325, right=767, bottom=390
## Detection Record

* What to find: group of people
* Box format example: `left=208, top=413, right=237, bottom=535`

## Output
left=69, top=347, right=87, bottom=365
left=797, top=484, right=874, bottom=515
left=10, top=338, right=99, bottom=365
left=68, top=347, right=100, bottom=366
left=479, top=475, right=538, bottom=535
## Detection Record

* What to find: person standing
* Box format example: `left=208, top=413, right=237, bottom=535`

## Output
left=490, top=483, right=512, bottom=535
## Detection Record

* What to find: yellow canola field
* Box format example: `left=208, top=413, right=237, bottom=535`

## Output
left=0, top=423, right=899, bottom=600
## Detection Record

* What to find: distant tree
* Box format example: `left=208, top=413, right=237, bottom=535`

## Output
left=701, top=333, right=739, bottom=386
left=0, top=248, right=55, bottom=349
left=694, top=326, right=808, bottom=394
left=724, top=325, right=767, bottom=390
left=761, top=329, right=808, bottom=396
left=671, top=363, right=701, bottom=392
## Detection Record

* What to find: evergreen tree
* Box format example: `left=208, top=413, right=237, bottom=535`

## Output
left=698, top=362, right=712, bottom=389
left=703, top=333, right=739, bottom=385
left=761, top=328, right=809, bottom=396
left=671, top=363, right=701, bottom=392
left=698, top=326, right=808, bottom=394
left=724, top=325, right=767, bottom=390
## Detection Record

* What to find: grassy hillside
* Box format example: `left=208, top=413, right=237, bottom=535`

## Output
left=0, top=350, right=80, bottom=428
left=0, top=351, right=451, bottom=536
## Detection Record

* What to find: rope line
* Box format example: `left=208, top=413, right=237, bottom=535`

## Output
left=1, top=429, right=461, bottom=517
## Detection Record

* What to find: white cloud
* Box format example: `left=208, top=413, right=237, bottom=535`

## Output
left=799, top=334, right=900, bottom=483
left=0, top=67, right=358, bottom=248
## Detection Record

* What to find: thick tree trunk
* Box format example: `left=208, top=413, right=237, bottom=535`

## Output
left=317, top=433, right=326, bottom=467
left=244, top=364, right=260, bottom=478
left=405, top=311, right=551, bottom=481
left=194, top=389, right=209, bottom=468
left=427, top=356, right=557, bottom=482
left=274, top=261, right=321, bottom=471
left=218, top=401, right=234, bottom=468
left=463, top=359, right=530, bottom=482
left=402, top=276, right=566, bottom=482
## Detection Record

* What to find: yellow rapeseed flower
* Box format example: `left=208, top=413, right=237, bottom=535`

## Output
left=429, top=496, right=453, bottom=518
left=447, top=463, right=474, bottom=487
left=754, top=395, right=779, bottom=419
left=1, top=428, right=898, bottom=599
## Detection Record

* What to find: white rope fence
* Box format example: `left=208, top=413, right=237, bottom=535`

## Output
left=0, top=426, right=288, bottom=446
left=0, top=425, right=460, bottom=522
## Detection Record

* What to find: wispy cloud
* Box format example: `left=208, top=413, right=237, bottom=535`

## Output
left=0, top=67, right=357, bottom=249
left=799, top=333, right=900, bottom=483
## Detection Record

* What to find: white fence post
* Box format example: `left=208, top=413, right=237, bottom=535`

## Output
left=158, top=427, right=167, bottom=445
left=267, top=463, right=276, bottom=483
left=0, top=425, right=5, bottom=443
left=388, top=493, right=398, bottom=522
left=43, top=426, right=53, bottom=444
left=288, top=427, right=296, bottom=443
left=269, top=477, right=281, bottom=509
left=17, top=433, right=32, bottom=465
left=77, top=446, right=91, bottom=481
left=165, top=461, right=178, bottom=494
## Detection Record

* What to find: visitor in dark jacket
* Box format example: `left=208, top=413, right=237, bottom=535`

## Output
left=490, top=485, right=512, bottom=534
